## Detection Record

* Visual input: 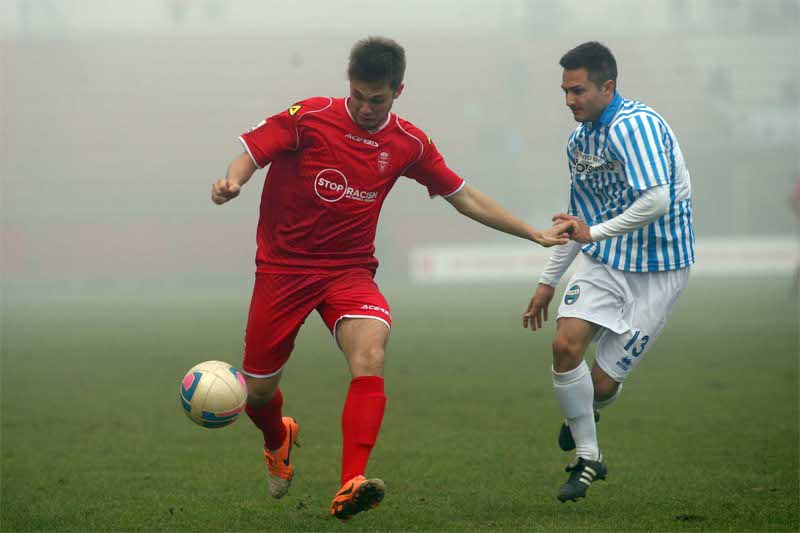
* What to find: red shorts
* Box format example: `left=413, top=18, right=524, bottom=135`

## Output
left=242, top=268, right=391, bottom=377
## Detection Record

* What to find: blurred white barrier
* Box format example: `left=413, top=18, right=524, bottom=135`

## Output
left=410, top=237, right=799, bottom=284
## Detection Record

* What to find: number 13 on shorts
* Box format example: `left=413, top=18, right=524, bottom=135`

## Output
left=624, top=330, right=650, bottom=357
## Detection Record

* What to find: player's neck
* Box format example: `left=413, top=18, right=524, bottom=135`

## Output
left=344, top=97, right=392, bottom=135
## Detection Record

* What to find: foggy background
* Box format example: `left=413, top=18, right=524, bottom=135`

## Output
left=2, top=0, right=799, bottom=298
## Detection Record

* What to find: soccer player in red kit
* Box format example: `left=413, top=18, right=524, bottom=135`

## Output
left=211, top=36, right=573, bottom=520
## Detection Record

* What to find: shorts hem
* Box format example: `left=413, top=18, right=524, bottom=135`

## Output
left=557, top=310, right=628, bottom=335
left=241, top=365, right=285, bottom=379
left=333, top=314, right=391, bottom=351
left=594, top=356, right=626, bottom=383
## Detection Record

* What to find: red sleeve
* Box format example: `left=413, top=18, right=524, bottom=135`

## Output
left=238, top=98, right=328, bottom=168
left=404, top=136, right=465, bottom=198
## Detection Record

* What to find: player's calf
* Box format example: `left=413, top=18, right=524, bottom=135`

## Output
left=558, top=410, right=600, bottom=452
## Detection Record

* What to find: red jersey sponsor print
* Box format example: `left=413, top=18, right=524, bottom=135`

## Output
left=239, top=97, right=465, bottom=274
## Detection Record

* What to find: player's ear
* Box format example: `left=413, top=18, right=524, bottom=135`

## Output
left=603, top=79, right=615, bottom=97
left=394, top=83, right=404, bottom=99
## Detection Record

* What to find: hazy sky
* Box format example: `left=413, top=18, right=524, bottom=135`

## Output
left=2, top=0, right=798, bottom=287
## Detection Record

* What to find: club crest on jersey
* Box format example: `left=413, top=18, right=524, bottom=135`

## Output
left=377, top=151, right=391, bottom=174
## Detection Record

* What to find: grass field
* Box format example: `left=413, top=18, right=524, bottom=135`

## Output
left=2, top=278, right=798, bottom=531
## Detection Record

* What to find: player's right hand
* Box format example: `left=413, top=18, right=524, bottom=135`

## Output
left=211, top=178, right=241, bottom=205
left=523, top=283, right=556, bottom=331
left=534, top=220, right=576, bottom=247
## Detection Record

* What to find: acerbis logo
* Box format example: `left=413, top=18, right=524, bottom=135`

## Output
left=314, top=169, right=379, bottom=203
left=345, top=133, right=379, bottom=148
left=564, top=284, right=580, bottom=305
left=361, top=304, right=390, bottom=316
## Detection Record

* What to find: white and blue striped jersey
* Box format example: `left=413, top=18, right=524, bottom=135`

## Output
left=567, top=92, right=695, bottom=272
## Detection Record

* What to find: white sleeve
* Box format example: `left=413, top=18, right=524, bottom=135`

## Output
left=538, top=240, right=582, bottom=287
left=589, top=185, right=671, bottom=242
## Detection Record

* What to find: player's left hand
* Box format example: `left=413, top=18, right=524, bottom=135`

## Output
left=534, top=220, right=575, bottom=247
left=552, top=213, right=592, bottom=244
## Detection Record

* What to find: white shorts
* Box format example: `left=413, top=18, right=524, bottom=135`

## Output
left=557, top=254, right=690, bottom=382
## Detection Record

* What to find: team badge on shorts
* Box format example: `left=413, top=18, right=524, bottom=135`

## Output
left=564, top=284, right=581, bottom=305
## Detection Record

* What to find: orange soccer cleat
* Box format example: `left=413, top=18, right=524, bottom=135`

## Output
left=263, top=417, right=301, bottom=499
left=330, top=475, right=386, bottom=521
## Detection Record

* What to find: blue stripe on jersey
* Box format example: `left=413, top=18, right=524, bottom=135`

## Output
left=575, top=176, right=603, bottom=220
left=624, top=120, right=654, bottom=189
left=646, top=223, right=658, bottom=268
left=686, top=202, right=696, bottom=259
left=645, top=115, right=670, bottom=184
left=624, top=230, right=634, bottom=271
left=570, top=94, right=694, bottom=272
left=658, top=215, right=671, bottom=270
left=612, top=225, right=624, bottom=269
left=636, top=227, right=645, bottom=271
left=668, top=178, right=682, bottom=266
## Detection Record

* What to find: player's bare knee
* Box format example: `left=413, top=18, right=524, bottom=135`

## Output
left=552, top=335, right=584, bottom=372
left=591, top=365, right=620, bottom=402
left=348, top=346, right=385, bottom=377
left=593, top=379, right=619, bottom=403
left=244, top=376, right=279, bottom=407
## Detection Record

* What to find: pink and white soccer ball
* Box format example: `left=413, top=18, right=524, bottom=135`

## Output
left=180, top=361, right=248, bottom=428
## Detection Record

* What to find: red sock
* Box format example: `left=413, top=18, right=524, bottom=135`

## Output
left=341, top=376, right=386, bottom=486
left=245, top=388, right=286, bottom=451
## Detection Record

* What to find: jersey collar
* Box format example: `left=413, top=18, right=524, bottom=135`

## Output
left=598, top=92, right=623, bottom=126
left=344, top=96, right=392, bottom=135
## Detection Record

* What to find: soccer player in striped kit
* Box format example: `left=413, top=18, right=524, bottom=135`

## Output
left=212, top=37, right=573, bottom=520
left=523, top=42, right=695, bottom=502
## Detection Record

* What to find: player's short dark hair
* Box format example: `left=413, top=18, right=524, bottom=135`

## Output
left=348, top=36, right=406, bottom=90
left=559, top=42, right=618, bottom=88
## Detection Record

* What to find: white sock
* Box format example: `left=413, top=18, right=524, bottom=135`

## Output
left=553, top=361, right=600, bottom=461
left=594, top=383, right=623, bottom=411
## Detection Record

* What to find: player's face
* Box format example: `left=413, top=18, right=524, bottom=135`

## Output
left=562, top=68, right=614, bottom=123
left=348, top=80, right=404, bottom=131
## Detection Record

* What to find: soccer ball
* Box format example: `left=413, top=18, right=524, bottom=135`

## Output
left=180, top=360, right=248, bottom=428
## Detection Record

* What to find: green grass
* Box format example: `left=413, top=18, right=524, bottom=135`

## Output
left=2, top=278, right=798, bottom=531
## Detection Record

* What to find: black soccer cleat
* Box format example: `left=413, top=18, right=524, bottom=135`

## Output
left=558, top=410, right=600, bottom=452
left=557, top=456, right=607, bottom=503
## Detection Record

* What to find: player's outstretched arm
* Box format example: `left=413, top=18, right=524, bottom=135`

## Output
left=211, top=152, right=258, bottom=205
left=444, top=184, right=575, bottom=247
left=553, top=184, right=670, bottom=243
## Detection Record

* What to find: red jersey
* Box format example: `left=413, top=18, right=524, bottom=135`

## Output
left=239, top=97, right=465, bottom=273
